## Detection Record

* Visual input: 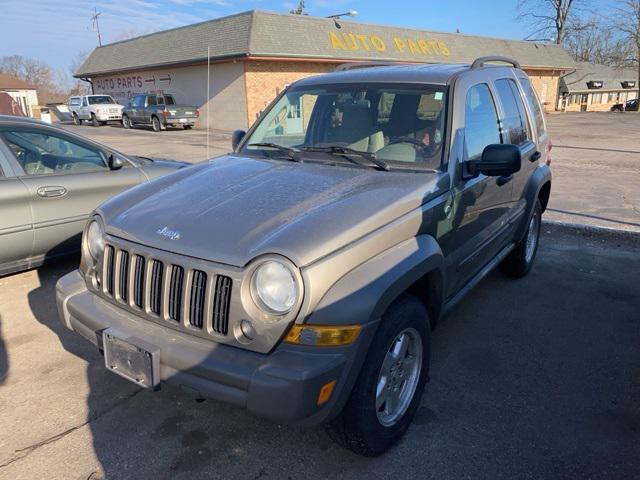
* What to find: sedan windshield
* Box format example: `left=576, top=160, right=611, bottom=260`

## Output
left=88, top=95, right=117, bottom=105
left=243, top=83, right=447, bottom=169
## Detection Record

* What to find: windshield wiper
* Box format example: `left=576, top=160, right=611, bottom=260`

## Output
left=303, top=145, right=389, bottom=171
left=248, top=143, right=302, bottom=162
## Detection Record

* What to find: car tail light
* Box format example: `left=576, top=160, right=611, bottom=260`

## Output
left=161, top=110, right=169, bottom=118
left=195, top=109, right=200, bottom=118
left=546, top=140, right=553, bottom=166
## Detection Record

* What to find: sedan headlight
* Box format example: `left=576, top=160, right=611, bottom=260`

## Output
left=251, top=260, right=298, bottom=315
left=85, top=220, right=105, bottom=261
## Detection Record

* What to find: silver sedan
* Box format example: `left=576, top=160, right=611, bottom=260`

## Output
left=0, top=115, right=190, bottom=276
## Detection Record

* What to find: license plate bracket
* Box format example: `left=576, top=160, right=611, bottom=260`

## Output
left=103, top=329, right=160, bottom=390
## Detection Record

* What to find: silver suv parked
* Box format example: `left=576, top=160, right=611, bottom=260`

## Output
left=68, top=95, right=124, bottom=126
left=57, top=57, right=551, bottom=456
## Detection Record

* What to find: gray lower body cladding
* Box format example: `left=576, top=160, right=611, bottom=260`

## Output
left=56, top=269, right=378, bottom=426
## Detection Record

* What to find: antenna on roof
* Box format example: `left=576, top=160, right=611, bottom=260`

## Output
left=90, top=7, right=103, bottom=46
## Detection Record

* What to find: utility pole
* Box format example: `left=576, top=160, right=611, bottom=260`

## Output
left=91, top=7, right=102, bottom=46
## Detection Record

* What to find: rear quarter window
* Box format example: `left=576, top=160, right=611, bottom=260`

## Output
left=518, top=76, right=546, bottom=136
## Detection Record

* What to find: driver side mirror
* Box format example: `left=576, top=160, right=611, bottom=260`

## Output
left=108, top=154, right=124, bottom=170
left=231, top=129, right=246, bottom=152
left=468, top=144, right=521, bottom=177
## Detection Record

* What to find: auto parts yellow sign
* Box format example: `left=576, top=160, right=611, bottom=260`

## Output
left=328, top=31, right=450, bottom=57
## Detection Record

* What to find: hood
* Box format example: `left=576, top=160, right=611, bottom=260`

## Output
left=101, top=155, right=446, bottom=267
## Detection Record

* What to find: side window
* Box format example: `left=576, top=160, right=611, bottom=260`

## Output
left=132, top=96, right=143, bottom=108
left=464, top=84, right=501, bottom=161
left=147, top=95, right=157, bottom=107
left=82, top=97, right=88, bottom=107
left=494, top=78, right=531, bottom=146
left=164, top=95, right=175, bottom=105
left=518, top=77, right=546, bottom=135
left=157, top=96, right=165, bottom=106
left=2, top=129, right=109, bottom=176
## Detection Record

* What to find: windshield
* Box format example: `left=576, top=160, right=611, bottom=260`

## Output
left=88, top=95, right=116, bottom=105
left=243, top=83, right=447, bottom=169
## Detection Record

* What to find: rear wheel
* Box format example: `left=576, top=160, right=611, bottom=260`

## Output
left=72, top=113, right=81, bottom=125
left=122, top=115, right=131, bottom=129
left=501, top=199, right=542, bottom=278
left=326, top=295, right=430, bottom=456
left=152, top=116, right=162, bottom=132
left=91, top=113, right=99, bottom=127
left=183, top=125, right=193, bottom=130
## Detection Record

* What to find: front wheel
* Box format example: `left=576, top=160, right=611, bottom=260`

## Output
left=122, top=115, right=131, bottom=129
left=501, top=199, right=542, bottom=278
left=326, top=295, right=430, bottom=456
left=151, top=116, right=162, bottom=132
left=91, top=113, right=99, bottom=127
left=72, top=113, right=81, bottom=125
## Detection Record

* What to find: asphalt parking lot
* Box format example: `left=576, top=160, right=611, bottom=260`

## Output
left=0, top=114, right=639, bottom=479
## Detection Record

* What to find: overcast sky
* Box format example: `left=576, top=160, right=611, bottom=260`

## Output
left=1, top=0, right=528, bottom=73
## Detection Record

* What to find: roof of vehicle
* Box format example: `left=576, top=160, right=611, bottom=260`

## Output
left=0, top=114, right=47, bottom=125
left=293, top=63, right=481, bottom=87
left=75, top=10, right=576, bottom=77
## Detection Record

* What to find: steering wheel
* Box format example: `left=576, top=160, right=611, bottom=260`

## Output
left=388, top=137, right=434, bottom=157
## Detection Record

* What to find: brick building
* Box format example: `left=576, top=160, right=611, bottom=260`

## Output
left=76, top=10, right=575, bottom=131
left=558, top=62, right=638, bottom=112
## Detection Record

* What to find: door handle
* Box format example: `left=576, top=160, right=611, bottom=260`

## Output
left=530, top=151, right=542, bottom=162
left=496, top=174, right=513, bottom=186
left=37, top=186, right=67, bottom=198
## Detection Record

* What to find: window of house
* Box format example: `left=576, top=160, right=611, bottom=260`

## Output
left=592, top=92, right=603, bottom=104
left=495, top=78, right=531, bottom=146
left=464, top=83, right=501, bottom=161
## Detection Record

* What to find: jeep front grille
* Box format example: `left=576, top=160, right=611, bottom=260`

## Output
left=102, top=243, right=232, bottom=337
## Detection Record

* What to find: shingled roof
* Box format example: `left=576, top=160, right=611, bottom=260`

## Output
left=76, top=10, right=575, bottom=77
left=560, top=62, right=638, bottom=93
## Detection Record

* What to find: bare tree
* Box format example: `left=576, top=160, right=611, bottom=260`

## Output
left=0, top=55, right=66, bottom=103
left=517, top=0, right=586, bottom=44
left=565, top=17, right=634, bottom=66
left=614, top=0, right=640, bottom=103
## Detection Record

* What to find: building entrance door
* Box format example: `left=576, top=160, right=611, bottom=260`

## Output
left=580, top=94, right=589, bottom=112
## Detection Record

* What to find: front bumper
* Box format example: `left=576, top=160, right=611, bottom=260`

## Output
left=56, top=270, right=377, bottom=425
left=96, top=113, right=122, bottom=121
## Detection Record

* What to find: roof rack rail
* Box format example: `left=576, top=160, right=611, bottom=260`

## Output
left=470, top=56, right=520, bottom=70
left=335, top=61, right=412, bottom=72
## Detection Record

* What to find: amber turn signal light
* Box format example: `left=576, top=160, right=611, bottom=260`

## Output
left=284, top=324, right=361, bottom=346
left=317, top=380, right=337, bottom=406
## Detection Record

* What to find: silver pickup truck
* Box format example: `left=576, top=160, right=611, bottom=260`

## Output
left=121, top=93, right=199, bottom=132
left=57, top=57, right=551, bottom=456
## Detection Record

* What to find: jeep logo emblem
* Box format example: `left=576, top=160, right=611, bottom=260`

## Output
left=156, top=226, right=181, bottom=240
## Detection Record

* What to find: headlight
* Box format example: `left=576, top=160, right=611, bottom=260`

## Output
left=86, top=220, right=105, bottom=261
left=251, top=260, right=298, bottom=314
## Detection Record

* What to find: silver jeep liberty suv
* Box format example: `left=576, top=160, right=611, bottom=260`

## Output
left=57, top=57, right=551, bottom=456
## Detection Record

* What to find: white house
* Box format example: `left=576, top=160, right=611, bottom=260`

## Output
left=0, top=74, right=39, bottom=117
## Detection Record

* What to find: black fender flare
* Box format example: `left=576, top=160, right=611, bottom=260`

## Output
left=515, top=164, right=552, bottom=241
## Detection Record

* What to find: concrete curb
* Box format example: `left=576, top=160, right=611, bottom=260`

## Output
left=542, top=219, right=640, bottom=246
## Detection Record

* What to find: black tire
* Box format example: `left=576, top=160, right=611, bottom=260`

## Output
left=122, top=115, right=131, bottom=129
left=72, top=113, right=81, bottom=126
left=500, top=199, right=542, bottom=278
left=326, top=294, right=431, bottom=456
left=91, top=113, right=99, bottom=127
left=151, top=116, right=162, bottom=132
left=183, top=125, right=193, bottom=130
left=100, top=121, right=107, bottom=126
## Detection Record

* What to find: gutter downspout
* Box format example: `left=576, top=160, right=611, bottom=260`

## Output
left=79, top=77, right=94, bottom=94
